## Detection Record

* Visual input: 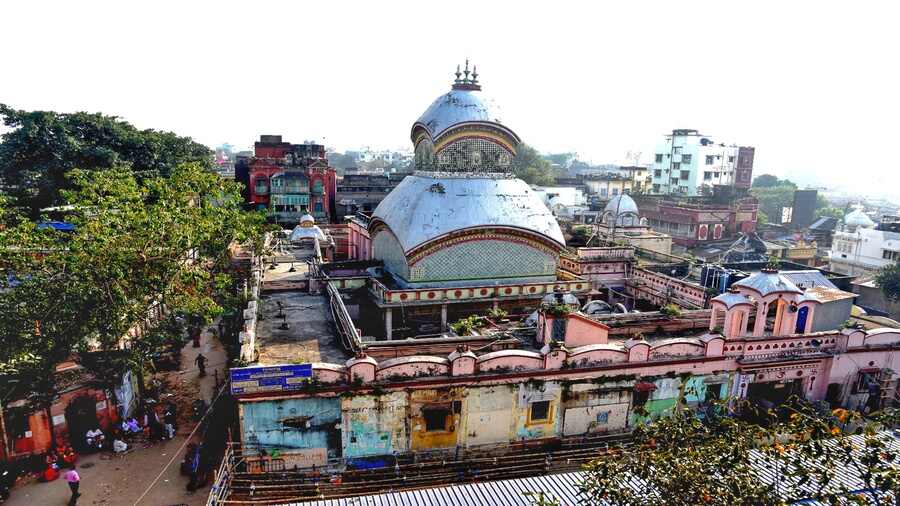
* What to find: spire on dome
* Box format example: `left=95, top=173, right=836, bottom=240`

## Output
left=451, top=60, right=482, bottom=91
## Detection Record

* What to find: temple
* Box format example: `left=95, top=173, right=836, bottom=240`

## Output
left=213, top=64, right=900, bottom=504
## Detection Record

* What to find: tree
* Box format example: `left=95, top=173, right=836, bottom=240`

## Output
left=579, top=401, right=900, bottom=505
left=751, top=174, right=781, bottom=188
left=750, top=184, right=796, bottom=226
left=512, top=144, right=555, bottom=186
left=875, top=261, right=900, bottom=302
left=0, top=104, right=212, bottom=216
left=0, top=162, right=264, bottom=419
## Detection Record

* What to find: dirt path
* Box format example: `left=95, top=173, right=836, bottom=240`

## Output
left=4, top=326, right=227, bottom=506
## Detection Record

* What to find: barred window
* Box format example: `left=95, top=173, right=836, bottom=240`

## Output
left=434, top=137, right=512, bottom=173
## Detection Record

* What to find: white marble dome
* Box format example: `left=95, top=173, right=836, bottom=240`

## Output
left=602, top=194, right=640, bottom=227
left=843, top=208, right=874, bottom=229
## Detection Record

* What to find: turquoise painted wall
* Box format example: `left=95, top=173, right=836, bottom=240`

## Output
left=242, top=397, right=342, bottom=458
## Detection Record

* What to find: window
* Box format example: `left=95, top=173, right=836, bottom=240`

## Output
left=633, top=389, right=650, bottom=408
left=654, top=169, right=662, bottom=178
left=673, top=162, right=681, bottom=170
left=612, top=188, right=619, bottom=196
left=254, top=178, right=269, bottom=195
left=530, top=401, right=551, bottom=422
left=423, top=407, right=451, bottom=431
left=655, top=154, right=663, bottom=163
left=600, top=188, right=608, bottom=197
left=653, top=184, right=660, bottom=193
left=670, top=178, right=679, bottom=184
left=854, top=372, right=876, bottom=394
left=705, top=155, right=715, bottom=165
left=705, top=384, right=723, bottom=402
left=704, top=172, right=712, bottom=180
left=883, top=250, right=900, bottom=260
left=728, top=156, right=735, bottom=163
left=682, top=154, right=692, bottom=164
left=713, top=172, right=720, bottom=178
left=680, top=170, right=690, bottom=179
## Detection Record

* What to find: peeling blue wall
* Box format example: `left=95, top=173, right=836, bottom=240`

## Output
left=242, top=397, right=342, bottom=458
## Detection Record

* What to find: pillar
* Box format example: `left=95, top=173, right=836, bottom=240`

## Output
left=385, top=307, right=393, bottom=340
left=804, top=305, right=815, bottom=334
left=753, top=302, right=766, bottom=337
left=440, top=304, right=448, bottom=331
left=709, top=306, right=718, bottom=331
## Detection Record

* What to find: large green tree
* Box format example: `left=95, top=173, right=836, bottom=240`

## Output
left=513, top=143, right=556, bottom=186
left=0, top=163, right=263, bottom=420
left=0, top=104, right=212, bottom=216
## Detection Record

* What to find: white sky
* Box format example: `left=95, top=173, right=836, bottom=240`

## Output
left=1, top=1, right=898, bottom=199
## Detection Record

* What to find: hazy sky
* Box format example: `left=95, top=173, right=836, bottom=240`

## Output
left=2, top=1, right=898, bottom=199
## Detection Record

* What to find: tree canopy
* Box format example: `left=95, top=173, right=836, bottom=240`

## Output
left=876, top=261, right=900, bottom=302
left=0, top=162, right=263, bottom=421
left=0, top=104, right=212, bottom=216
left=580, top=401, right=899, bottom=505
left=513, top=144, right=556, bottom=186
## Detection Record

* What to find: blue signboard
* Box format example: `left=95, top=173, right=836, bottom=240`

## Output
left=230, top=364, right=313, bottom=395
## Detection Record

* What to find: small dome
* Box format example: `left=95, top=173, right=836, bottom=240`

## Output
left=299, top=213, right=315, bottom=225
left=602, top=194, right=640, bottom=227
left=415, top=89, right=503, bottom=141
left=843, top=208, right=874, bottom=229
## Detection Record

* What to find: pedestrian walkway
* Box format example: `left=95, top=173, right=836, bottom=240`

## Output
left=3, top=326, right=228, bottom=506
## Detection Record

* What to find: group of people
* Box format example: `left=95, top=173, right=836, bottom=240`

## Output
left=38, top=443, right=78, bottom=483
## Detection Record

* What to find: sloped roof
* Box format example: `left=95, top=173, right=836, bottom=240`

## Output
left=732, top=271, right=803, bottom=296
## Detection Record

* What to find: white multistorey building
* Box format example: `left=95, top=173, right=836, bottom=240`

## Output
left=829, top=208, right=900, bottom=276
left=649, top=129, right=754, bottom=196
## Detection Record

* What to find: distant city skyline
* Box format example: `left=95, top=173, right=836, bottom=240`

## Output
left=2, top=1, right=898, bottom=201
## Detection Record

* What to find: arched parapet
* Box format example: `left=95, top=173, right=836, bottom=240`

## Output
left=312, top=363, right=347, bottom=384
left=375, top=356, right=450, bottom=381
left=567, top=343, right=628, bottom=368
left=862, top=328, right=900, bottom=347
left=346, top=354, right=377, bottom=383
left=476, top=349, right=543, bottom=373
left=648, top=338, right=706, bottom=361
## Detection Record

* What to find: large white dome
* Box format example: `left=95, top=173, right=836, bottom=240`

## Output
left=844, top=208, right=874, bottom=229
left=371, top=174, right=565, bottom=253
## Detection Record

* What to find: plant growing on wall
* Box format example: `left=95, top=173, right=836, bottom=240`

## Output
left=577, top=402, right=900, bottom=505
left=450, top=315, right=486, bottom=336
left=543, top=302, right=573, bottom=317
left=487, top=307, right=509, bottom=321
left=659, top=304, right=682, bottom=318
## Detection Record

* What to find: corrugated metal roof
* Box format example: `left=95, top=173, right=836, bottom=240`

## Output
left=283, top=432, right=899, bottom=506
left=781, top=270, right=838, bottom=290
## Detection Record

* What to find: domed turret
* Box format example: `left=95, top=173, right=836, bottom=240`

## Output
left=369, top=63, right=565, bottom=289
left=411, top=61, right=520, bottom=174
left=602, top=194, right=640, bottom=227
left=843, top=207, right=874, bottom=230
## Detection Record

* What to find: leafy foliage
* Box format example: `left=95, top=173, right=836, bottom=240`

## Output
left=580, top=402, right=900, bottom=505
left=513, top=144, right=556, bottom=186
left=659, top=303, right=682, bottom=317
left=0, top=104, right=212, bottom=216
left=450, top=315, right=487, bottom=336
left=875, top=261, right=900, bottom=302
left=0, top=163, right=264, bottom=416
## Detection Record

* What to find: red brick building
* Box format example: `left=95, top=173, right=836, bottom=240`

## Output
left=637, top=194, right=759, bottom=247
left=248, top=135, right=337, bottom=223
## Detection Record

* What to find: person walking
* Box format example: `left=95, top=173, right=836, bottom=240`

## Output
left=63, top=468, right=80, bottom=505
left=195, top=353, right=207, bottom=377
